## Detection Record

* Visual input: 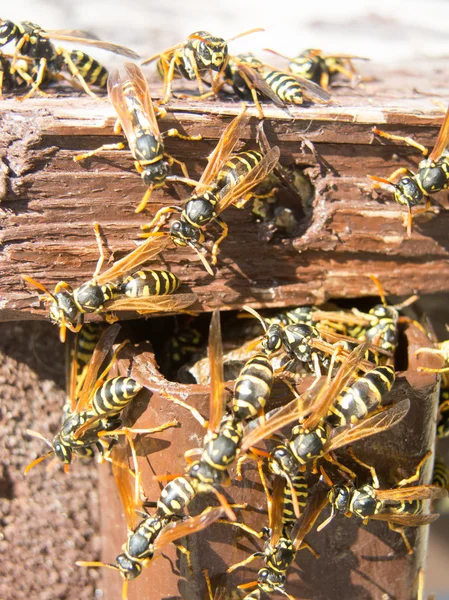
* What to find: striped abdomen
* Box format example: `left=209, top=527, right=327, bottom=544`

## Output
left=326, top=365, right=395, bottom=427
left=438, top=389, right=449, bottom=438
left=433, top=459, right=449, bottom=490
left=92, top=376, right=142, bottom=416
left=69, top=50, right=108, bottom=87
left=74, top=323, right=105, bottom=369
left=232, top=354, right=274, bottom=421
left=121, top=270, right=180, bottom=298
left=157, top=476, right=196, bottom=517
left=215, top=150, right=262, bottom=191
left=282, top=474, right=308, bottom=529
left=263, top=70, right=303, bottom=105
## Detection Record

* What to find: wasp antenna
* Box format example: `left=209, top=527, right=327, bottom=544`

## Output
left=368, top=274, right=387, bottom=307
left=242, top=305, right=268, bottom=332
left=226, top=28, right=264, bottom=43
left=25, top=428, right=53, bottom=447
left=24, top=451, right=55, bottom=475
left=392, top=294, right=419, bottom=311
left=76, top=560, right=120, bottom=571
left=316, top=506, right=335, bottom=532
left=22, top=274, right=56, bottom=301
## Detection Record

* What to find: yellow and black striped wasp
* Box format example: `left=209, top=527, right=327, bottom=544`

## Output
left=223, top=52, right=332, bottom=119
left=75, top=63, right=202, bottom=213
left=22, top=225, right=197, bottom=342
left=319, top=451, right=447, bottom=554
left=0, top=19, right=139, bottom=97
left=264, top=47, right=369, bottom=90
left=25, top=324, right=177, bottom=473
left=368, top=104, right=449, bottom=236
left=77, top=438, right=225, bottom=600
left=142, top=106, right=280, bottom=274
left=142, top=28, right=263, bottom=104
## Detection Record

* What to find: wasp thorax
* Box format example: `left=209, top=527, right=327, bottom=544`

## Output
left=351, top=485, right=379, bottom=517
left=116, top=553, right=142, bottom=580
left=395, top=176, right=423, bottom=207
left=74, top=282, right=108, bottom=313
left=290, top=424, right=327, bottom=463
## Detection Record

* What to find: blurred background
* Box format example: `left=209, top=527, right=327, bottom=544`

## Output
left=1, top=1, right=449, bottom=599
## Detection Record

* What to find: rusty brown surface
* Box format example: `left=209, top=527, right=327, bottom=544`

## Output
left=1, top=62, right=449, bottom=324
left=89, top=319, right=443, bottom=600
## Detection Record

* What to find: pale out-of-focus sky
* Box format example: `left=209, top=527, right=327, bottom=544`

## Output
left=3, top=0, right=449, bottom=64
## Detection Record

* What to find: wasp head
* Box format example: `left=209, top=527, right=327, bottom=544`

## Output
left=141, top=159, right=169, bottom=188
left=169, top=219, right=202, bottom=247
left=116, top=553, right=142, bottom=580
left=257, top=568, right=286, bottom=593
left=394, top=175, right=423, bottom=208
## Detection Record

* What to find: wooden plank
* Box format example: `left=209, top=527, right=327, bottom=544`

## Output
left=1, top=64, right=449, bottom=323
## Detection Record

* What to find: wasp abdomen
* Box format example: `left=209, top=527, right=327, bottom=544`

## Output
left=92, top=376, right=142, bottom=415
left=233, top=354, right=274, bottom=421
left=121, top=270, right=180, bottom=297
left=263, top=71, right=303, bottom=104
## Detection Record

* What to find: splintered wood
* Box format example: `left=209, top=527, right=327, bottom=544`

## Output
left=1, top=60, right=449, bottom=323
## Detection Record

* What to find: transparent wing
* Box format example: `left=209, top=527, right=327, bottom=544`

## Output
left=104, top=292, right=197, bottom=314
left=111, top=441, right=142, bottom=531
left=75, top=324, right=121, bottom=413
left=376, top=485, right=448, bottom=502
left=303, top=341, right=370, bottom=431
left=208, top=309, right=226, bottom=434
left=292, top=481, right=329, bottom=552
left=154, top=507, right=224, bottom=550
left=215, top=146, right=280, bottom=215
left=66, top=331, right=79, bottom=413
left=241, top=377, right=327, bottom=452
left=196, top=107, right=249, bottom=190
left=286, top=72, right=332, bottom=103
left=236, top=62, right=285, bottom=107
left=369, top=513, right=439, bottom=526
left=96, top=233, right=170, bottom=285
left=124, top=62, right=161, bottom=140
left=43, top=30, right=139, bottom=59
left=269, top=476, right=286, bottom=546
left=429, top=105, right=449, bottom=162
left=325, top=399, right=410, bottom=454
left=107, top=68, right=139, bottom=155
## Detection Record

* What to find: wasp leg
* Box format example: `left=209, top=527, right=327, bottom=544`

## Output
left=21, top=56, right=49, bottom=99
left=320, top=70, right=330, bottom=90
left=59, top=49, right=97, bottom=98
left=160, top=55, right=177, bottom=104
left=372, top=128, right=428, bottom=157
left=159, top=388, right=208, bottom=428
left=218, top=520, right=264, bottom=539
left=227, top=552, right=264, bottom=573
left=210, top=217, right=229, bottom=266
left=140, top=205, right=183, bottom=234
left=174, top=543, right=193, bottom=574
left=54, top=280, right=73, bottom=293
left=74, top=141, right=126, bottom=163
left=163, top=128, right=202, bottom=142
left=239, top=69, right=265, bottom=119
left=92, top=222, right=108, bottom=278
left=388, top=522, right=413, bottom=554
left=321, top=453, right=356, bottom=479
left=347, top=448, right=380, bottom=489
left=395, top=450, right=432, bottom=488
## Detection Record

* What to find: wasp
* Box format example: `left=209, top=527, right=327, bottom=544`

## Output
left=226, top=475, right=323, bottom=600
left=319, top=451, right=447, bottom=554
left=312, top=275, right=418, bottom=357
left=142, top=106, right=280, bottom=274
left=142, top=28, right=263, bottom=104
left=77, top=439, right=225, bottom=600
left=242, top=343, right=409, bottom=499
left=22, top=224, right=197, bottom=342
left=25, top=324, right=177, bottom=473
left=0, top=19, right=139, bottom=97
left=264, top=47, right=369, bottom=90
left=368, top=104, right=449, bottom=236
left=222, top=52, right=331, bottom=119
left=75, top=63, right=202, bottom=213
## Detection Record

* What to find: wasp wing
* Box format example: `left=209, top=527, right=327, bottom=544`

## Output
left=376, top=485, right=447, bottom=502
left=111, top=441, right=142, bottom=531
left=287, top=72, right=332, bottom=103
left=324, top=399, right=410, bottom=454
left=207, top=309, right=226, bottom=435
left=235, top=62, right=285, bottom=107
left=43, top=30, right=139, bottom=59
left=66, top=330, right=79, bottom=413
left=124, top=62, right=162, bottom=141
left=154, top=507, right=225, bottom=550
left=74, top=324, right=121, bottom=413
left=196, top=107, right=249, bottom=191
left=269, top=476, right=286, bottom=546
left=429, top=105, right=449, bottom=162
left=104, top=292, right=197, bottom=314
left=291, top=481, right=329, bottom=552
left=369, top=513, right=439, bottom=526
left=95, top=233, right=170, bottom=285
left=215, top=146, right=280, bottom=216
left=106, top=68, right=140, bottom=157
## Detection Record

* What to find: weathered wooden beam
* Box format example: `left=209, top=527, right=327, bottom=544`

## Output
left=1, top=64, right=449, bottom=323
